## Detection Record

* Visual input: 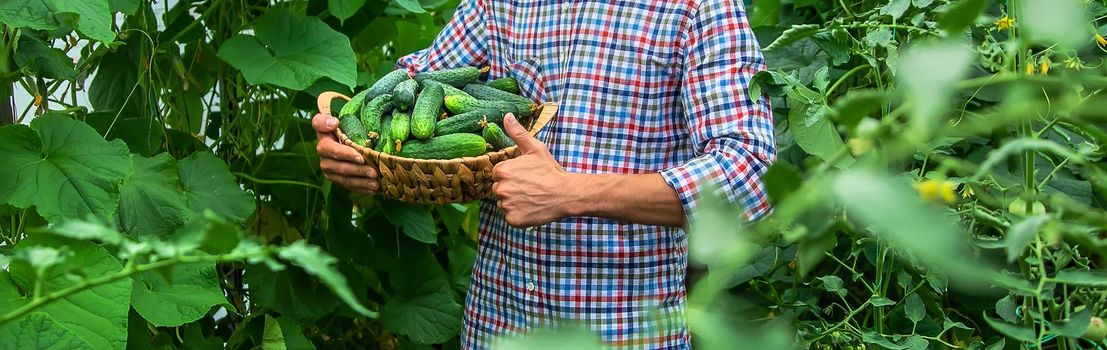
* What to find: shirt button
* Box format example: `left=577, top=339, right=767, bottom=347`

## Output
left=526, top=281, right=536, bottom=291
left=525, top=227, right=536, bottom=234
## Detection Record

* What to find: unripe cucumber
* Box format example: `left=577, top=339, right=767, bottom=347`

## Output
left=339, top=89, right=371, bottom=118
left=339, top=114, right=369, bottom=147
left=360, top=94, right=394, bottom=143
left=422, top=79, right=471, bottom=99
left=463, top=84, right=534, bottom=113
left=398, top=133, right=490, bottom=159
left=486, top=77, right=519, bottom=94
left=411, top=83, right=443, bottom=139
left=414, top=66, right=488, bottom=87
left=482, top=121, right=515, bottom=150
left=444, top=94, right=530, bottom=117
left=391, top=111, right=411, bottom=143
left=435, top=108, right=508, bottom=135
left=375, top=115, right=395, bottom=154
left=368, top=69, right=409, bottom=100
left=392, top=79, right=418, bottom=110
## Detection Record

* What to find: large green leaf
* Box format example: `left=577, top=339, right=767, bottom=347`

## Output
left=1019, top=0, right=1090, bottom=50
left=880, top=0, right=911, bottom=19
left=244, top=264, right=341, bottom=321
left=0, top=0, right=115, bottom=43
left=89, top=48, right=145, bottom=116
left=117, top=154, right=191, bottom=237
left=177, top=152, right=256, bottom=222
left=0, top=312, right=93, bottom=349
left=278, top=241, right=376, bottom=318
left=14, top=35, right=77, bottom=80
left=0, top=114, right=132, bottom=222
left=381, top=200, right=437, bottom=244
left=108, top=0, right=137, bottom=14
left=262, top=315, right=316, bottom=350
left=897, top=40, right=972, bottom=142
left=1051, top=269, right=1107, bottom=287
left=130, top=262, right=230, bottom=327
left=330, top=0, right=366, bottom=21
left=937, top=0, right=987, bottom=35
left=789, top=103, right=854, bottom=168
left=217, top=8, right=357, bottom=90
left=7, top=235, right=132, bottom=349
left=381, top=249, right=462, bottom=344
left=392, top=0, right=427, bottom=14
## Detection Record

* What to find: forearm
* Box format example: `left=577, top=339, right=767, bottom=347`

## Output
left=560, top=173, right=686, bottom=228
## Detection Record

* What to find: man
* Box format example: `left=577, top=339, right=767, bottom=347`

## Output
left=312, top=0, right=774, bottom=348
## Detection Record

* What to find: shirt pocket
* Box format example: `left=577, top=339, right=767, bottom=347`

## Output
left=506, top=58, right=550, bottom=104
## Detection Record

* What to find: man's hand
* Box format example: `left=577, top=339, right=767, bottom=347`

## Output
left=491, top=114, right=578, bottom=228
left=312, top=113, right=380, bottom=194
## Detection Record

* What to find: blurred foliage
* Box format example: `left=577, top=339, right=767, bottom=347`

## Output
left=1, top=0, right=1107, bottom=349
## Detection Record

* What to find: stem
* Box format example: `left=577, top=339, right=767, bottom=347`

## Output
left=825, top=65, right=872, bottom=98
left=0, top=250, right=269, bottom=326
left=232, top=172, right=324, bottom=191
left=810, top=301, right=872, bottom=343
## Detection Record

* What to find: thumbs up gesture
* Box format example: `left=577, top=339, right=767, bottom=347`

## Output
left=490, top=114, right=576, bottom=228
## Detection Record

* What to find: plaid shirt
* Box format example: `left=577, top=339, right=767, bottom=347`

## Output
left=398, top=0, right=774, bottom=348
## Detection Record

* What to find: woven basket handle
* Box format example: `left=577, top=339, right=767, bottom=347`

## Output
left=316, top=91, right=556, bottom=136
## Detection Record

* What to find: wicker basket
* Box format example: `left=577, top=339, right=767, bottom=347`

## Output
left=317, top=91, right=558, bottom=204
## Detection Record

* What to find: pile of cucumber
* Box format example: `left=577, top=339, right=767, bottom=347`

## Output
left=336, top=66, right=535, bottom=160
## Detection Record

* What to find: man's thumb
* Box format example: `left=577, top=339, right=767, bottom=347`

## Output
left=503, top=113, right=544, bottom=153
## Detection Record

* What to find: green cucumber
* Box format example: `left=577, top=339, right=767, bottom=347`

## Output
left=435, top=108, right=509, bottom=135
left=360, top=94, right=395, bottom=143
left=414, top=66, right=488, bottom=87
left=339, top=114, right=369, bottom=147
left=392, top=79, right=418, bottom=110
left=463, top=84, right=534, bottom=113
left=398, top=133, right=490, bottom=159
left=422, top=79, right=471, bottom=100
left=339, top=89, right=371, bottom=118
left=391, top=111, right=411, bottom=143
left=375, top=115, right=395, bottom=153
left=368, top=69, right=409, bottom=101
left=482, top=121, right=515, bottom=150
left=444, top=94, right=530, bottom=117
left=411, top=83, right=443, bottom=139
left=486, top=77, right=519, bottom=94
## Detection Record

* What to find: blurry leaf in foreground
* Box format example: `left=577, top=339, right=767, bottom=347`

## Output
left=897, top=40, right=973, bottom=143
left=687, top=185, right=754, bottom=268
left=491, top=326, right=604, bottom=350
left=1019, top=0, right=1090, bottom=50
left=687, top=307, right=795, bottom=350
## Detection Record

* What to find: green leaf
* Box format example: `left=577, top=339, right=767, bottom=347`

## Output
left=381, top=200, right=437, bottom=244
left=1005, top=215, right=1048, bottom=263
left=830, top=90, right=887, bottom=130
left=244, top=263, right=340, bottom=321
left=43, top=219, right=125, bottom=245
left=1052, top=269, right=1107, bottom=287
left=763, top=162, right=802, bottom=203
left=863, top=27, right=894, bottom=48
left=813, top=66, right=830, bottom=93
left=763, top=24, right=820, bottom=52
left=913, top=0, right=934, bottom=7
left=937, top=0, right=987, bottom=34
left=177, top=152, right=255, bottom=222
left=446, top=242, right=477, bottom=297
left=262, top=315, right=287, bottom=350
left=14, top=35, right=76, bottom=80
left=329, top=0, right=366, bottom=22
left=274, top=316, right=315, bottom=350
left=811, top=29, right=854, bottom=66
left=171, top=212, right=243, bottom=255
left=108, top=0, right=138, bottom=14
left=796, top=230, right=836, bottom=276
left=0, top=1, right=57, bottom=32
left=392, top=0, right=426, bottom=13
left=764, top=39, right=828, bottom=85
left=83, top=112, right=164, bottom=156
left=8, top=235, right=132, bottom=349
left=1019, top=0, right=1090, bottom=50
left=278, top=240, right=376, bottom=318
left=789, top=103, right=855, bottom=168
left=52, top=0, right=115, bottom=43
left=749, top=0, right=780, bottom=27
left=130, top=262, right=230, bottom=327
left=381, top=292, right=462, bottom=345
left=897, top=41, right=973, bottom=142
left=983, top=313, right=1037, bottom=342
left=995, top=295, right=1018, bottom=323
left=881, top=0, right=911, bottom=19
left=1050, top=308, right=1092, bottom=338
left=861, top=331, right=907, bottom=349
left=89, top=48, right=144, bottom=115
left=869, top=296, right=896, bottom=307
left=0, top=312, right=93, bottom=349
left=817, top=275, right=846, bottom=298
left=0, top=114, right=132, bottom=222
left=118, top=154, right=192, bottom=237
left=903, top=335, right=928, bottom=350
left=905, top=293, right=925, bottom=324
left=217, top=8, right=357, bottom=90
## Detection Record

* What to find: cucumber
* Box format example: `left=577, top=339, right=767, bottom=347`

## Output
left=444, top=94, right=531, bottom=117
left=398, top=133, right=490, bottom=159
left=360, top=94, right=395, bottom=143
left=435, top=108, right=509, bottom=135
left=422, top=79, right=471, bottom=100
left=463, top=84, right=535, bottom=114
left=391, top=111, right=411, bottom=143
left=482, top=121, right=515, bottom=150
left=339, top=114, right=369, bottom=147
left=375, top=115, right=395, bottom=154
left=339, top=89, right=371, bottom=118
left=486, top=77, right=519, bottom=94
left=392, top=79, right=419, bottom=110
left=414, top=66, right=489, bottom=87
left=411, top=83, right=443, bottom=139
left=368, top=69, right=409, bottom=101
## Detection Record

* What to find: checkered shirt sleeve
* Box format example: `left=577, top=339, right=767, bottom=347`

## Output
left=660, top=0, right=776, bottom=221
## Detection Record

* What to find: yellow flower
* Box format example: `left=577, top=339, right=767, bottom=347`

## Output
left=1025, top=63, right=1035, bottom=75
left=996, top=16, right=1015, bottom=31
left=847, top=138, right=872, bottom=156
left=1040, top=59, right=1050, bottom=75
left=1065, top=57, right=1084, bottom=70
left=915, top=179, right=957, bottom=204
left=33, top=94, right=43, bottom=107
left=1097, top=33, right=1107, bottom=47
left=960, top=185, right=974, bottom=199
